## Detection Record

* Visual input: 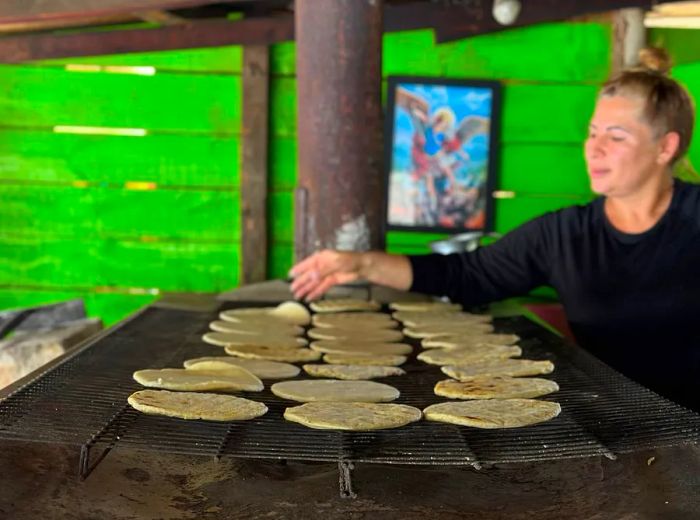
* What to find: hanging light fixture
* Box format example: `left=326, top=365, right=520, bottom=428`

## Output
left=492, top=0, right=522, bottom=26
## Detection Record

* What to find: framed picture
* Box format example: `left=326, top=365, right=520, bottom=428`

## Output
left=384, top=76, right=501, bottom=234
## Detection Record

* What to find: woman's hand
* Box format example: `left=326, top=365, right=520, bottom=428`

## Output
left=289, top=250, right=363, bottom=301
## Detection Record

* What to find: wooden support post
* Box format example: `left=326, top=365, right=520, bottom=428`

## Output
left=612, top=8, right=647, bottom=76
left=295, top=0, right=384, bottom=261
left=241, top=45, right=270, bottom=284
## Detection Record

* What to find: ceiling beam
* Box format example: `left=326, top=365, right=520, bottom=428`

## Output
left=385, top=0, right=674, bottom=43
left=0, top=1, right=252, bottom=25
left=0, top=15, right=294, bottom=63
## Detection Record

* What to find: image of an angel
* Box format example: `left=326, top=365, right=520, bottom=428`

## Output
left=387, top=83, right=493, bottom=230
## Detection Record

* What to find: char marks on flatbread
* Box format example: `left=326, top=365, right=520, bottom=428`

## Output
left=310, top=340, right=413, bottom=356
left=128, top=390, right=268, bottom=421
left=302, top=364, right=406, bottom=380
left=441, top=359, right=555, bottom=379
left=423, top=399, right=561, bottom=428
left=434, top=376, right=559, bottom=399
left=224, top=345, right=322, bottom=363
left=417, top=346, right=522, bottom=366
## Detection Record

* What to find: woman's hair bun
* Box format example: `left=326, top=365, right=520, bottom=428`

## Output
left=638, top=47, right=672, bottom=75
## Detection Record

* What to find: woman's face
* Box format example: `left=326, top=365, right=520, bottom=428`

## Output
left=584, top=95, right=672, bottom=197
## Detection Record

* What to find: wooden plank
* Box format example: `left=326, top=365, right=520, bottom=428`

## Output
left=267, top=243, right=292, bottom=280
left=499, top=143, right=591, bottom=195
left=0, top=130, right=240, bottom=186
left=272, top=80, right=598, bottom=144
left=0, top=236, right=239, bottom=291
left=0, top=15, right=294, bottom=63
left=438, top=23, right=611, bottom=83
left=494, top=196, right=587, bottom=233
left=269, top=191, right=293, bottom=243
left=38, top=45, right=242, bottom=73
left=0, top=185, right=240, bottom=241
left=269, top=137, right=296, bottom=191
left=241, top=45, right=269, bottom=284
left=0, top=65, right=241, bottom=132
left=501, top=84, right=598, bottom=143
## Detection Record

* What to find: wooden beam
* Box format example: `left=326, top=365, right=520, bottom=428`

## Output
left=0, top=0, right=248, bottom=25
left=0, top=15, right=294, bottom=63
left=240, top=45, right=269, bottom=284
left=134, top=10, right=188, bottom=26
left=384, top=0, right=667, bottom=43
left=0, top=14, right=135, bottom=34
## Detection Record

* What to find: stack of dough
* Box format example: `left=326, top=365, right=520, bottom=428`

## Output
left=207, top=301, right=321, bottom=362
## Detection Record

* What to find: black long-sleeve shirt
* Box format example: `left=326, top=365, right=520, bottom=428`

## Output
left=409, top=179, right=700, bottom=410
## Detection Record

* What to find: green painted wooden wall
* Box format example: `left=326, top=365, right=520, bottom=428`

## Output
left=0, top=21, right=619, bottom=324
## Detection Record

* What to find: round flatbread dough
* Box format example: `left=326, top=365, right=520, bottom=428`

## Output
left=203, top=331, right=307, bottom=348
left=423, top=399, right=561, bottom=428
left=209, top=320, right=303, bottom=336
left=313, top=311, right=393, bottom=323
left=310, top=340, right=413, bottom=356
left=313, top=314, right=398, bottom=329
left=309, top=299, right=381, bottom=313
left=224, top=345, right=321, bottom=363
left=434, top=376, right=559, bottom=399
left=128, top=390, right=268, bottom=421
left=268, top=301, right=312, bottom=326
left=422, top=333, right=520, bottom=349
left=133, top=368, right=263, bottom=392
left=183, top=356, right=300, bottom=379
left=308, top=327, right=404, bottom=342
left=441, top=359, right=555, bottom=379
left=395, top=312, right=493, bottom=327
left=323, top=353, right=407, bottom=366
left=284, top=402, right=422, bottom=431
left=219, top=301, right=310, bottom=326
left=417, top=346, right=522, bottom=366
left=389, top=302, right=462, bottom=312
left=403, top=324, right=494, bottom=338
left=302, top=364, right=406, bottom=380
left=271, top=380, right=400, bottom=402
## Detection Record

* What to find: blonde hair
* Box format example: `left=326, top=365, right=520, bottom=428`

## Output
left=600, top=47, right=695, bottom=165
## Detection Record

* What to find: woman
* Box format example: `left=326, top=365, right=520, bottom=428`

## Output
left=289, top=48, right=700, bottom=411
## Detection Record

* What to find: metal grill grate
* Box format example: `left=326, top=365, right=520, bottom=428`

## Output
left=1, top=303, right=699, bottom=488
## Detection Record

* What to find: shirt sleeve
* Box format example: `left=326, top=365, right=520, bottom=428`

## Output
left=408, top=214, right=555, bottom=306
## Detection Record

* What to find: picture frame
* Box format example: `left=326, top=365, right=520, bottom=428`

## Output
left=383, top=76, right=501, bottom=234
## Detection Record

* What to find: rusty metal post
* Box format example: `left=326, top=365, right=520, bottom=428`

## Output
left=295, top=0, right=384, bottom=261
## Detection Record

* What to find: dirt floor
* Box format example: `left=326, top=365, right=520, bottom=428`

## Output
left=1, top=441, right=699, bottom=519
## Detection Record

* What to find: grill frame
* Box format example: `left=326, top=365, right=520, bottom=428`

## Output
left=0, top=301, right=699, bottom=496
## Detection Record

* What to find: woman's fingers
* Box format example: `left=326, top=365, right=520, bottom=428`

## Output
left=305, top=271, right=359, bottom=301
left=289, top=250, right=362, bottom=299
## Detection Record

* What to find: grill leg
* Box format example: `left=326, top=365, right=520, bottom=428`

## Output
left=338, top=460, right=357, bottom=499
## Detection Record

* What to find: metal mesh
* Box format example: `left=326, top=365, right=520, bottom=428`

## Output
left=1, top=303, right=699, bottom=478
